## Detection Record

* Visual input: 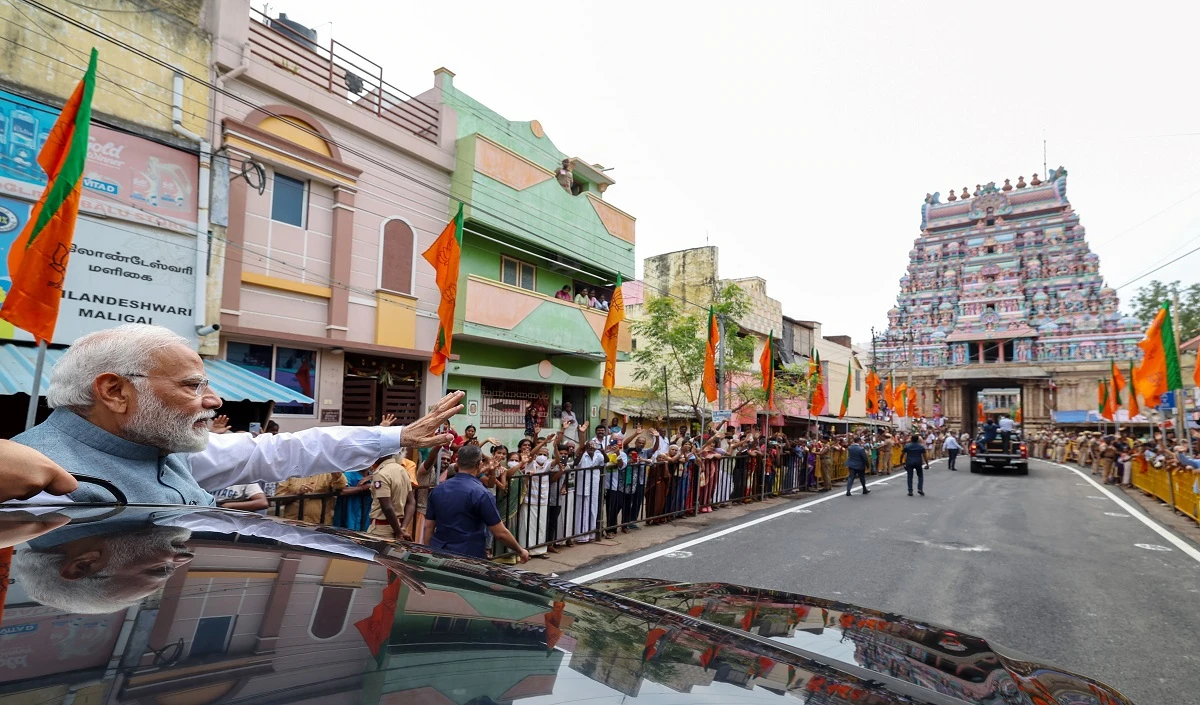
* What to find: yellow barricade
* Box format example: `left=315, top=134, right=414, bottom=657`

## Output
left=830, top=448, right=848, bottom=482
left=1130, top=455, right=1200, bottom=525
left=1171, top=468, right=1199, bottom=520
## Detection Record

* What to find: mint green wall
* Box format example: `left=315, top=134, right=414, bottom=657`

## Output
left=461, top=161, right=633, bottom=277
left=443, top=84, right=636, bottom=280
left=458, top=232, right=579, bottom=298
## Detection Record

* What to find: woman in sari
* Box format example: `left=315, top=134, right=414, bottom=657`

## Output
left=645, top=440, right=675, bottom=524
left=492, top=449, right=525, bottom=564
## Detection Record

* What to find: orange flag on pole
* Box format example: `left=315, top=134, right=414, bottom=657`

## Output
left=0, top=50, right=97, bottom=343
left=760, top=332, right=776, bottom=410
left=884, top=375, right=894, bottom=412
left=1099, top=380, right=1114, bottom=421
left=422, top=203, right=463, bottom=376
left=1128, top=360, right=1140, bottom=419
left=864, top=369, right=880, bottom=414
left=601, top=275, right=625, bottom=389
left=907, top=386, right=919, bottom=418
left=1133, top=302, right=1183, bottom=408
left=809, top=349, right=825, bottom=416
left=895, top=383, right=908, bottom=418
left=702, top=306, right=719, bottom=403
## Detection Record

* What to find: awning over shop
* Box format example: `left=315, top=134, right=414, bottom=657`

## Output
left=204, top=358, right=314, bottom=404
left=0, top=344, right=313, bottom=404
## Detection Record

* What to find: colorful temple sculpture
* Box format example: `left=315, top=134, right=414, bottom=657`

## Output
left=876, top=168, right=1141, bottom=430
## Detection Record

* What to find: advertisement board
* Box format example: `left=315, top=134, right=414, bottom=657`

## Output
left=0, top=605, right=125, bottom=683
left=0, top=89, right=199, bottom=234
left=0, top=90, right=199, bottom=346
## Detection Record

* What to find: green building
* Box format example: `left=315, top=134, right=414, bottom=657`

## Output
left=434, top=69, right=635, bottom=444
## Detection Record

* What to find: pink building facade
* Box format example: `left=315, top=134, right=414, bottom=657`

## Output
left=206, top=1, right=457, bottom=430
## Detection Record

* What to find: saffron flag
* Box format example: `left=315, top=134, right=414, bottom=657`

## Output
left=422, top=202, right=464, bottom=376
left=1110, top=359, right=1124, bottom=408
left=865, top=369, right=880, bottom=414
left=907, top=386, right=919, bottom=418
left=1128, top=359, right=1140, bottom=419
left=810, top=349, right=826, bottom=416
left=1014, top=408, right=1023, bottom=424
left=544, top=600, right=565, bottom=652
left=895, top=383, right=908, bottom=418
left=1133, top=302, right=1183, bottom=408
left=354, top=575, right=402, bottom=657
left=884, top=375, right=894, bottom=412
left=601, top=274, right=625, bottom=389
left=977, top=400, right=984, bottom=420
left=1098, top=379, right=1111, bottom=420
left=703, top=305, right=719, bottom=403
left=760, top=332, right=775, bottom=410
left=642, top=627, right=669, bottom=663
left=0, top=49, right=98, bottom=344
left=838, top=359, right=852, bottom=419
left=1103, top=378, right=1118, bottom=421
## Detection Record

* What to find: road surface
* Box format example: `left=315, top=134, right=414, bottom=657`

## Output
left=567, top=457, right=1200, bottom=705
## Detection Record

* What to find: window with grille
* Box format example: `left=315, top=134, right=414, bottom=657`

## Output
left=501, top=256, right=536, bottom=291
left=480, top=381, right=549, bottom=429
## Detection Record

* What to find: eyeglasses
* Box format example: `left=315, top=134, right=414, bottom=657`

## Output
left=124, top=373, right=211, bottom=397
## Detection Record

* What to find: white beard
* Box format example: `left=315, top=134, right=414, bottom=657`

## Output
left=122, top=386, right=214, bottom=453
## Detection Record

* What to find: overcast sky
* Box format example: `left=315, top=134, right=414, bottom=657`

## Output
left=275, top=0, right=1200, bottom=344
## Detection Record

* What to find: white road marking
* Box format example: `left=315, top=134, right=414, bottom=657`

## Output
left=1104, top=512, right=1130, bottom=517
left=1052, top=461, right=1200, bottom=565
left=1135, top=544, right=1173, bottom=552
left=572, top=472, right=903, bottom=583
left=912, top=539, right=990, bottom=552
left=1086, top=495, right=1107, bottom=499
left=665, top=551, right=693, bottom=559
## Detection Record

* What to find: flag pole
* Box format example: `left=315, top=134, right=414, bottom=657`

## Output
left=1170, top=294, right=1191, bottom=455
left=24, top=340, right=47, bottom=430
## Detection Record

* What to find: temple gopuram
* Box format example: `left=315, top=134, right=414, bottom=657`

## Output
left=875, top=167, right=1142, bottom=431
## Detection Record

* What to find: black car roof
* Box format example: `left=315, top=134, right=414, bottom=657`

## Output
left=0, top=504, right=1131, bottom=705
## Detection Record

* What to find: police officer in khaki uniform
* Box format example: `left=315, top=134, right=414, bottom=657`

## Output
left=367, top=455, right=417, bottom=540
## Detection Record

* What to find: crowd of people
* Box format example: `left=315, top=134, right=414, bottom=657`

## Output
left=295, top=416, right=992, bottom=564
left=554, top=284, right=611, bottom=312
left=1028, top=427, right=1200, bottom=486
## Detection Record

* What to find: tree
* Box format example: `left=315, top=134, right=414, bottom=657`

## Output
left=630, top=283, right=755, bottom=426
left=1131, top=279, right=1200, bottom=342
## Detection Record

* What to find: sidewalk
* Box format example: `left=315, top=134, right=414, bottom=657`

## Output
left=518, top=490, right=832, bottom=577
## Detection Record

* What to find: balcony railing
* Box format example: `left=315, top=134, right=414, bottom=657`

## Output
left=248, top=7, right=439, bottom=144
left=462, top=275, right=631, bottom=355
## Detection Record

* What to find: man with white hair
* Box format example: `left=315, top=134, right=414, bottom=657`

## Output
left=13, top=324, right=463, bottom=505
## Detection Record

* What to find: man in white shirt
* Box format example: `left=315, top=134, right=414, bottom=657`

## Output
left=12, top=324, right=463, bottom=506
left=573, top=426, right=607, bottom=543
left=942, top=433, right=962, bottom=471
left=560, top=401, right=580, bottom=444
left=998, top=414, right=1016, bottom=452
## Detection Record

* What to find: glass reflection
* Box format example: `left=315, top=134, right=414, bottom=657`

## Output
left=0, top=508, right=1131, bottom=705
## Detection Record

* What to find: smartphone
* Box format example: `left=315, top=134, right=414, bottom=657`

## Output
left=249, top=422, right=262, bottom=435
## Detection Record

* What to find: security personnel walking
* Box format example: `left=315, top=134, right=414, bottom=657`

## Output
left=902, top=434, right=929, bottom=497
left=845, top=440, right=871, bottom=496
left=367, top=454, right=417, bottom=540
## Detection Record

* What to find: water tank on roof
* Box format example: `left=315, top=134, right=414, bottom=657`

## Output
left=270, top=13, right=319, bottom=51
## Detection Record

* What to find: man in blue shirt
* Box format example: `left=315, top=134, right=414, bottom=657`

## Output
left=424, top=445, right=529, bottom=562
left=902, top=434, right=929, bottom=497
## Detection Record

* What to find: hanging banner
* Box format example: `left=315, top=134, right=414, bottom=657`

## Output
left=0, top=89, right=198, bottom=234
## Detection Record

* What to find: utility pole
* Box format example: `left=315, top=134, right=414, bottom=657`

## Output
left=1171, top=293, right=1191, bottom=454
left=717, top=315, right=726, bottom=411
